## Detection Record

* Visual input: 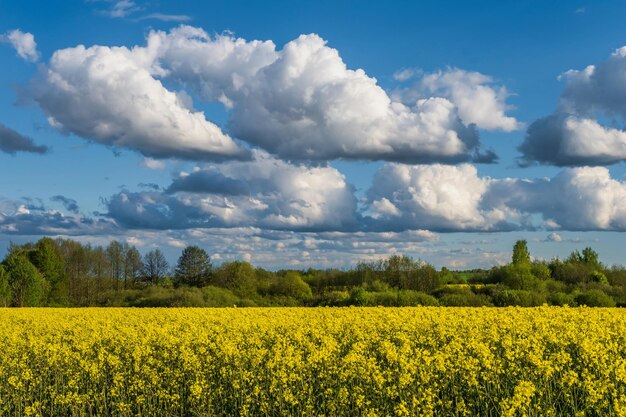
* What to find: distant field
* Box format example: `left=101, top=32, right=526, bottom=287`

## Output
left=1, top=307, right=626, bottom=416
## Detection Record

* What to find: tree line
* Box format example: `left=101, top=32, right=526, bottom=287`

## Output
left=1, top=237, right=625, bottom=307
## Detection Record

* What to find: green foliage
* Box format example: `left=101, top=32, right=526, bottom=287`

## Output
left=174, top=245, right=212, bottom=287
left=213, top=261, right=257, bottom=296
left=0, top=265, right=10, bottom=307
left=500, top=264, right=542, bottom=291
left=512, top=240, right=530, bottom=266
left=201, top=286, right=240, bottom=306
left=439, top=292, right=493, bottom=307
left=590, top=270, right=608, bottom=284
left=492, top=289, right=546, bottom=307
left=3, top=251, right=48, bottom=307
left=143, top=249, right=169, bottom=285
left=396, top=290, right=439, bottom=306
left=574, top=290, right=616, bottom=307
left=270, top=271, right=312, bottom=300
left=30, top=237, right=68, bottom=306
left=548, top=292, right=576, bottom=306
left=349, top=287, right=368, bottom=306
left=316, top=290, right=350, bottom=306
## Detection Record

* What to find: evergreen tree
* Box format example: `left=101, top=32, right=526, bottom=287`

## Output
left=175, top=246, right=212, bottom=287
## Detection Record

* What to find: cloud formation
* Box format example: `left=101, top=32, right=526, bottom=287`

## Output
left=151, top=28, right=499, bottom=163
left=366, top=164, right=516, bottom=232
left=0, top=198, right=111, bottom=236
left=30, top=26, right=519, bottom=164
left=107, top=151, right=359, bottom=231
left=520, top=47, right=626, bottom=166
left=50, top=195, right=80, bottom=213
left=367, top=163, right=626, bottom=232
left=30, top=41, right=249, bottom=161
left=0, top=123, right=48, bottom=155
left=519, top=114, right=626, bottom=166
left=394, top=68, right=521, bottom=132
left=1, top=29, right=39, bottom=62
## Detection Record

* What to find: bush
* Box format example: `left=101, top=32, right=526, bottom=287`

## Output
left=548, top=292, right=576, bottom=306
left=367, top=291, right=398, bottom=306
left=349, top=287, right=369, bottom=306
left=269, top=272, right=313, bottom=300
left=492, top=290, right=546, bottom=307
left=439, top=292, right=492, bottom=307
left=314, top=291, right=348, bottom=306
left=202, top=286, right=240, bottom=307
left=397, top=290, right=439, bottom=306
left=574, top=290, right=616, bottom=307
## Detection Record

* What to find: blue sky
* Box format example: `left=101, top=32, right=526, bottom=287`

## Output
left=2, top=0, right=626, bottom=269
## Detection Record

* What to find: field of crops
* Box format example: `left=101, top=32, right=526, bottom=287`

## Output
left=1, top=307, right=626, bottom=416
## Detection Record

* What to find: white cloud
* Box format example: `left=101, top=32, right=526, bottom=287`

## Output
left=394, top=68, right=521, bottom=132
left=546, top=232, right=562, bottom=242
left=141, top=158, right=166, bottom=170
left=28, top=26, right=515, bottom=164
left=521, top=47, right=626, bottom=166
left=147, top=27, right=495, bottom=163
left=100, top=0, right=140, bottom=18
left=560, top=47, right=626, bottom=119
left=1, top=29, right=39, bottom=62
left=520, top=114, right=626, bottom=166
left=108, top=151, right=359, bottom=231
left=136, top=13, right=192, bottom=22
left=367, top=164, right=626, bottom=232
left=367, top=163, right=509, bottom=231
left=30, top=42, right=249, bottom=161
left=393, top=68, right=418, bottom=81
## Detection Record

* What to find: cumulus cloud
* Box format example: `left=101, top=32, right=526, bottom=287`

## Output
left=367, top=163, right=626, bottom=232
left=366, top=164, right=516, bottom=231
left=143, top=27, right=502, bottom=163
left=519, top=114, right=626, bottom=166
left=0, top=123, right=48, bottom=155
left=546, top=232, right=562, bottom=242
left=560, top=47, right=626, bottom=119
left=394, top=68, right=521, bottom=132
left=107, top=151, right=359, bottom=231
left=520, top=47, right=626, bottom=166
left=1, top=29, right=39, bottom=62
left=29, top=40, right=249, bottom=161
left=25, top=26, right=517, bottom=164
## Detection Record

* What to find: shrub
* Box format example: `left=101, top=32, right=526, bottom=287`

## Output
left=574, top=290, right=616, bottom=307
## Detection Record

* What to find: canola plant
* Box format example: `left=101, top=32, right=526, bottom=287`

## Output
left=0, top=307, right=625, bottom=416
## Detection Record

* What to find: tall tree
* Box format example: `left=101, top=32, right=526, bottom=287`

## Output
left=107, top=240, right=125, bottom=289
left=143, top=249, right=169, bottom=285
left=512, top=240, right=531, bottom=266
left=174, top=246, right=212, bottom=287
left=30, top=237, right=68, bottom=306
left=124, top=245, right=143, bottom=287
left=213, top=261, right=256, bottom=296
left=3, top=251, right=48, bottom=307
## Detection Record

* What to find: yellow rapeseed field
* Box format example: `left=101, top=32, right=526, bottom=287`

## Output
left=1, top=307, right=625, bottom=416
